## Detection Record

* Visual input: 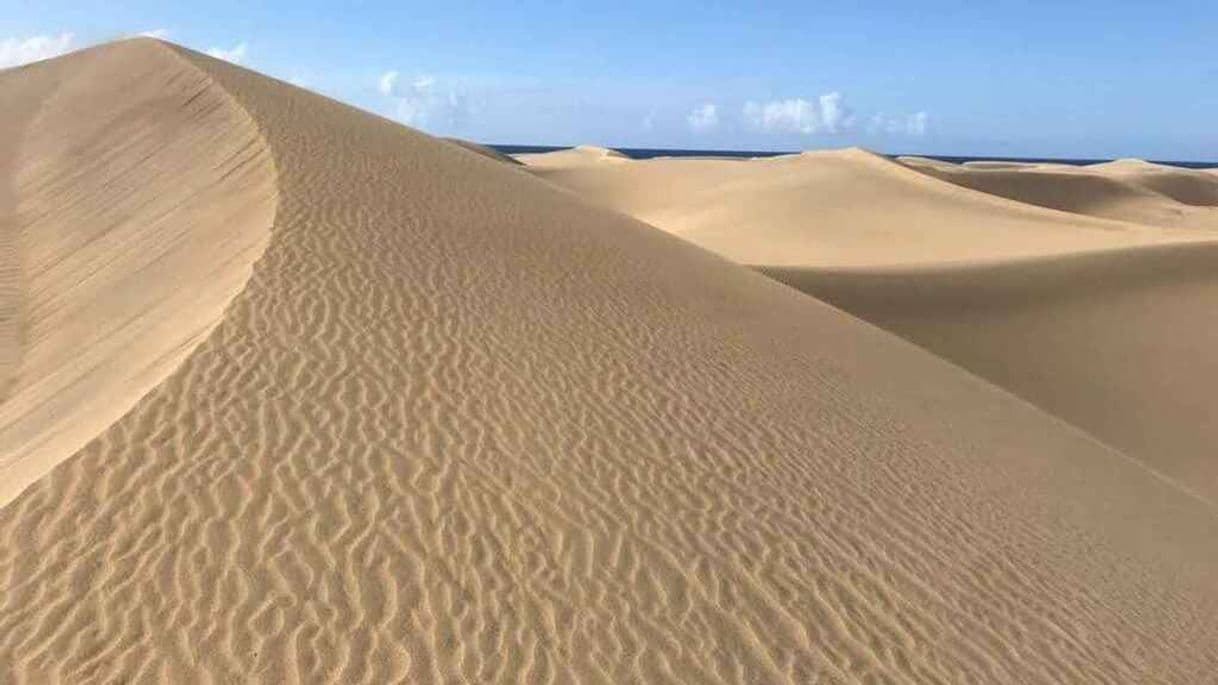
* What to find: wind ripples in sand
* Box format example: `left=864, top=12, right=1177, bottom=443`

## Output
left=0, top=40, right=1216, bottom=684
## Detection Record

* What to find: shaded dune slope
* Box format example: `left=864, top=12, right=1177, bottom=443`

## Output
left=898, top=156, right=1218, bottom=228
left=2, top=40, right=1218, bottom=683
left=765, top=241, right=1218, bottom=503
left=1089, top=159, right=1218, bottom=206
left=0, top=40, right=276, bottom=505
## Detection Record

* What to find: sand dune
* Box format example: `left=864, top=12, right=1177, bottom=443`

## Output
left=525, top=146, right=1217, bottom=268
left=3, top=40, right=1218, bottom=683
left=0, top=41, right=276, bottom=505
left=517, top=144, right=630, bottom=169
left=525, top=147, right=1218, bottom=503
left=444, top=137, right=524, bottom=166
left=898, top=156, right=1218, bottom=228
left=1088, top=159, right=1218, bottom=206
left=765, top=243, right=1218, bottom=503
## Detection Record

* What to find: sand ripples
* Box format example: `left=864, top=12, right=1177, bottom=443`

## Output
left=1, top=40, right=1217, bottom=683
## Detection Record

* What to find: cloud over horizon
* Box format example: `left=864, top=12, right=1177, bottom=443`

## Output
left=687, top=103, right=719, bottom=133
left=868, top=111, right=930, bottom=136
left=743, top=93, right=854, bottom=135
left=378, top=70, right=471, bottom=130
left=0, top=33, right=75, bottom=69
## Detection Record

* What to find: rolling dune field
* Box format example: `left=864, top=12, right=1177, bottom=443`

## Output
left=2, top=39, right=1218, bottom=683
left=524, top=146, right=1218, bottom=504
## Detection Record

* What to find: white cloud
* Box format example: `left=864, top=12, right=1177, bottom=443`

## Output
left=743, top=92, right=854, bottom=135
left=206, top=42, right=247, bottom=64
left=0, top=32, right=75, bottom=69
left=378, top=70, right=470, bottom=129
left=687, top=103, right=718, bottom=133
left=819, top=92, right=850, bottom=132
left=642, top=110, right=656, bottom=131
left=378, top=70, right=399, bottom=96
left=868, top=111, right=930, bottom=136
left=138, top=29, right=171, bottom=40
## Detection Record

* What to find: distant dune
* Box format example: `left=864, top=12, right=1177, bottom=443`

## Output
left=1088, top=159, right=1218, bottom=206
left=524, top=146, right=1216, bottom=267
left=3, top=40, right=1218, bottom=683
left=516, top=144, right=630, bottom=168
left=899, top=155, right=1218, bottom=227
left=525, top=147, right=1218, bottom=504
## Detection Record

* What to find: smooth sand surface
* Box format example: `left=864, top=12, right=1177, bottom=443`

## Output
left=523, top=147, right=1217, bottom=267
left=898, top=155, right=1218, bottom=228
left=3, top=40, right=1218, bottom=683
left=0, top=40, right=276, bottom=506
left=524, top=148, right=1218, bottom=504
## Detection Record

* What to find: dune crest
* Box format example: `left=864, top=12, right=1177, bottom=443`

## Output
left=2, top=40, right=1218, bottom=683
left=0, top=39, right=277, bottom=505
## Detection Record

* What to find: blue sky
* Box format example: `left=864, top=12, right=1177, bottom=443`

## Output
left=4, top=0, right=1217, bottom=160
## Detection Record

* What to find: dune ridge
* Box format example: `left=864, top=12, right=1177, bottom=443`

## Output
left=2, top=40, right=1218, bottom=683
left=0, top=40, right=277, bottom=506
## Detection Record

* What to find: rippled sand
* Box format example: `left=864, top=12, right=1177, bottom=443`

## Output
left=2, top=39, right=1218, bottom=683
left=526, top=144, right=1218, bottom=504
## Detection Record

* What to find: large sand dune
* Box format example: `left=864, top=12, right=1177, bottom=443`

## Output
left=525, top=146, right=1218, bottom=503
left=521, top=147, right=1216, bottom=267
left=3, top=40, right=1218, bottom=683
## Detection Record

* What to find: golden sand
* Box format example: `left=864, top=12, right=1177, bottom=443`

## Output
left=2, top=40, right=1217, bottom=683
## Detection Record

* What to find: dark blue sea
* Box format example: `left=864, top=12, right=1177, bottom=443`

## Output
left=490, top=145, right=1218, bottom=170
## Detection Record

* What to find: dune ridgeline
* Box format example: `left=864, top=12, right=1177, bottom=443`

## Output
left=1, top=39, right=1218, bottom=683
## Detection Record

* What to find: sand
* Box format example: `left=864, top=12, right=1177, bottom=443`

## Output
left=0, top=41, right=276, bottom=506
left=527, top=146, right=1218, bottom=505
left=522, top=147, right=1218, bottom=267
left=443, top=138, right=525, bottom=166
left=898, top=155, right=1218, bottom=228
left=2, top=40, right=1218, bottom=683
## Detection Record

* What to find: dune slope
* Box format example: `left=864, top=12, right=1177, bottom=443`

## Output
left=766, top=243, right=1218, bottom=503
left=2, top=41, right=1218, bottom=684
left=0, top=39, right=276, bottom=505
left=526, top=147, right=1218, bottom=503
left=1090, top=159, right=1218, bottom=206
left=443, top=137, right=525, bottom=166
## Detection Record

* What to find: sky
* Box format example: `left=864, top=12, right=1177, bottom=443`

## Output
left=3, top=0, right=1217, bottom=161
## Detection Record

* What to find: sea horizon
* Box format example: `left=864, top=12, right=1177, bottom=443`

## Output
left=492, top=144, right=1218, bottom=169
